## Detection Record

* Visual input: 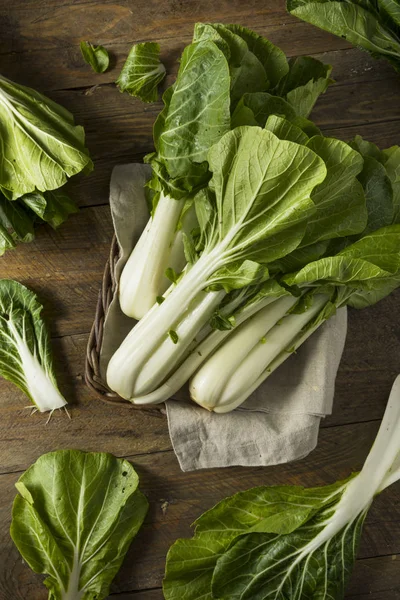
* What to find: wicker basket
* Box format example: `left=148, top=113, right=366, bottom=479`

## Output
left=85, top=235, right=163, bottom=412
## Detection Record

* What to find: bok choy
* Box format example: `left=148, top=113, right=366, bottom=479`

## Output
left=107, top=126, right=328, bottom=400
left=118, top=23, right=333, bottom=319
left=190, top=133, right=400, bottom=412
left=0, top=279, right=67, bottom=413
left=164, top=375, right=400, bottom=600
left=116, top=127, right=371, bottom=407
left=11, top=450, right=148, bottom=600
left=0, top=73, right=92, bottom=253
left=191, top=224, right=400, bottom=412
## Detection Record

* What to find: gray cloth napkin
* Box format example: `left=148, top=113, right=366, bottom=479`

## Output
left=100, top=164, right=347, bottom=471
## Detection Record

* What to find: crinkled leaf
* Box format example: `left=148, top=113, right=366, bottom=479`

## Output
left=303, top=136, right=367, bottom=243
left=231, top=92, right=297, bottom=128
left=277, top=56, right=333, bottom=117
left=148, top=40, right=231, bottom=196
left=80, top=41, right=110, bottom=73
left=11, top=450, right=148, bottom=600
left=226, top=24, right=289, bottom=88
left=264, top=114, right=309, bottom=144
left=117, top=42, right=166, bottom=102
left=0, top=74, right=93, bottom=200
left=193, top=24, right=269, bottom=106
left=357, top=155, right=394, bottom=233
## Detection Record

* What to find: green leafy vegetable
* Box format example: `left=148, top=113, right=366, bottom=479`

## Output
left=0, top=73, right=92, bottom=252
left=11, top=449, right=148, bottom=600
left=117, top=42, right=166, bottom=102
left=0, top=74, right=92, bottom=200
left=80, top=41, right=110, bottom=73
left=0, top=280, right=67, bottom=413
left=108, top=126, right=327, bottom=401
left=287, top=0, right=400, bottom=72
left=165, top=375, right=400, bottom=600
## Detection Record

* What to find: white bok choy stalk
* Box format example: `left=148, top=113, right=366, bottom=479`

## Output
left=0, top=279, right=67, bottom=413
left=163, top=375, right=400, bottom=600
left=191, top=224, right=400, bottom=412
left=119, top=39, right=232, bottom=319
left=107, top=126, right=327, bottom=400
left=124, top=130, right=370, bottom=406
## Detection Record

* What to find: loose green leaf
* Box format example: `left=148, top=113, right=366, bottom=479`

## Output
left=288, top=0, right=400, bottom=72
left=117, top=42, right=166, bottom=102
left=163, top=480, right=350, bottom=600
left=0, top=280, right=67, bottom=412
left=11, top=450, right=148, bottom=600
left=0, top=194, right=35, bottom=254
left=0, top=74, right=93, bottom=200
left=80, top=41, right=110, bottom=73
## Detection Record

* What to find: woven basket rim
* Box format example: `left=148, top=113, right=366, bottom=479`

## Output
left=85, top=235, right=162, bottom=412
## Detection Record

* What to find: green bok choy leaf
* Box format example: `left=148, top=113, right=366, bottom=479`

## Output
left=0, top=279, right=68, bottom=414
left=164, top=375, right=400, bottom=599
left=11, top=450, right=148, bottom=600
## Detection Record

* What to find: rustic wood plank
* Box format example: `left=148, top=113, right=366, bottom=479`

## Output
left=109, top=554, right=400, bottom=599
left=0, top=205, right=114, bottom=338
left=47, top=59, right=400, bottom=172
left=0, top=0, right=353, bottom=91
left=1, top=421, right=399, bottom=597
left=347, top=555, right=400, bottom=598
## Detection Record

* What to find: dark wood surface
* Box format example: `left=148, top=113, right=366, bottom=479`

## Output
left=1, top=1, right=400, bottom=598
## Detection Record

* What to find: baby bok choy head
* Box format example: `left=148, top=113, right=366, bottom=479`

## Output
left=107, top=125, right=328, bottom=401
left=0, top=279, right=67, bottom=414
left=164, top=375, right=400, bottom=600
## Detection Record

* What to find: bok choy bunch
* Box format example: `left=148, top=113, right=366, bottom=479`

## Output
left=0, top=279, right=67, bottom=414
left=163, top=375, right=400, bottom=600
left=112, top=121, right=372, bottom=406
left=107, top=125, right=329, bottom=399
left=0, top=74, right=92, bottom=253
left=118, top=22, right=333, bottom=319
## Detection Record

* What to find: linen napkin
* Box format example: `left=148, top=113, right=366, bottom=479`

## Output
left=99, top=164, right=347, bottom=471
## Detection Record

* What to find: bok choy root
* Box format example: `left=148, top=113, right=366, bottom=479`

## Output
left=0, top=279, right=68, bottom=414
left=163, top=375, right=400, bottom=600
left=118, top=22, right=333, bottom=319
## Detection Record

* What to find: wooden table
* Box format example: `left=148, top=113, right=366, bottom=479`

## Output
left=1, top=1, right=400, bottom=598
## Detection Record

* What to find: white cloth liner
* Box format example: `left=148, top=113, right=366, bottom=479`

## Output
left=99, top=163, right=347, bottom=471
